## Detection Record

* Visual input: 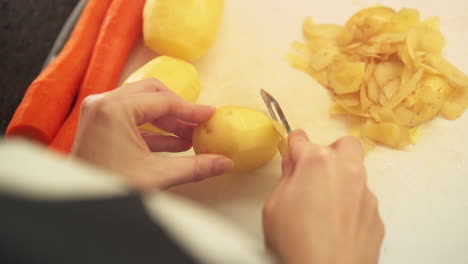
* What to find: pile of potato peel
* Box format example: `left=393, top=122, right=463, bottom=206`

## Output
left=288, top=5, right=468, bottom=149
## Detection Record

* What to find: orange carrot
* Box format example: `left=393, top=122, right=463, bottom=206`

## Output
left=49, top=0, right=146, bottom=153
left=6, top=0, right=113, bottom=144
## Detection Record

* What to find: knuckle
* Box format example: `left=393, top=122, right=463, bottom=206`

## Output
left=80, top=94, right=102, bottom=114
left=82, top=94, right=121, bottom=123
left=143, top=78, right=167, bottom=92
left=303, top=145, right=333, bottom=165
left=335, top=136, right=364, bottom=157
left=191, top=157, right=210, bottom=182
left=346, top=162, right=367, bottom=187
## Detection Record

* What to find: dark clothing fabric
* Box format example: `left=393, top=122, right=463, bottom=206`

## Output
left=0, top=193, right=198, bottom=264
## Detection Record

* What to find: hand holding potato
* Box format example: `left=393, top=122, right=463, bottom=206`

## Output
left=263, top=130, right=385, bottom=264
left=72, top=79, right=233, bottom=190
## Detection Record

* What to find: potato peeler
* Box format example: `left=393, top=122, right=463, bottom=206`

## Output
left=260, top=89, right=291, bottom=157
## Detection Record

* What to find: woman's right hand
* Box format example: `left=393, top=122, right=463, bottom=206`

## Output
left=263, top=130, right=385, bottom=264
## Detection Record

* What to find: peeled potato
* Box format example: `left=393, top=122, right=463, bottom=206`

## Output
left=143, top=0, right=224, bottom=61
left=124, top=56, right=201, bottom=134
left=193, top=106, right=281, bottom=173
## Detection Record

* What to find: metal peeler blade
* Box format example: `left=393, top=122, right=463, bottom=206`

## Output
left=260, top=89, right=292, bottom=134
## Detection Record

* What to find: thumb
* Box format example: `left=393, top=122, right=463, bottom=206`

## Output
left=139, top=154, right=234, bottom=190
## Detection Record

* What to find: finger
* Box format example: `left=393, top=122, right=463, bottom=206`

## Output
left=152, top=117, right=195, bottom=140
left=329, top=136, right=364, bottom=162
left=288, top=129, right=317, bottom=162
left=142, top=134, right=192, bottom=152
left=168, top=99, right=216, bottom=124
left=281, top=153, right=294, bottom=178
left=125, top=93, right=215, bottom=125
left=146, top=155, right=234, bottom=189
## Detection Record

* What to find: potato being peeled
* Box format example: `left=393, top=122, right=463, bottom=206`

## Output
left=143, top=0, right=224, bottom=61
left=124, top=56, right=201, bottom=134
left=193, top=106, right=281, bottom=173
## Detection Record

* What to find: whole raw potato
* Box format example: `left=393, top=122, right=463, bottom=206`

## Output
left=143, top=0, right=224, bottom=61
left=193, top=106, right=281, bottom=173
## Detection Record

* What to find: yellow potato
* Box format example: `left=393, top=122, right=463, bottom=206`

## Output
left=124, top=56, right=201, bottom=134
left=192, top=106, right=281, bottom=173
left=143, top=0, right=224, bottom=61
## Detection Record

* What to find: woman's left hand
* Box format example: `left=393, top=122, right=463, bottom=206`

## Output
left=72, top=78, right=233, bottom=190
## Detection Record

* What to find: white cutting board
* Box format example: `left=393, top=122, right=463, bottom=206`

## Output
left=120, top=0, right=468, bottom=263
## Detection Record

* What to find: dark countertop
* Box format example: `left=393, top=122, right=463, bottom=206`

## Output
left=0, top=0, right=79, bottom=134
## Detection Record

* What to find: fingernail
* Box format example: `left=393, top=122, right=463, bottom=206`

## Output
left=213, top=158, right=234, bottom=175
